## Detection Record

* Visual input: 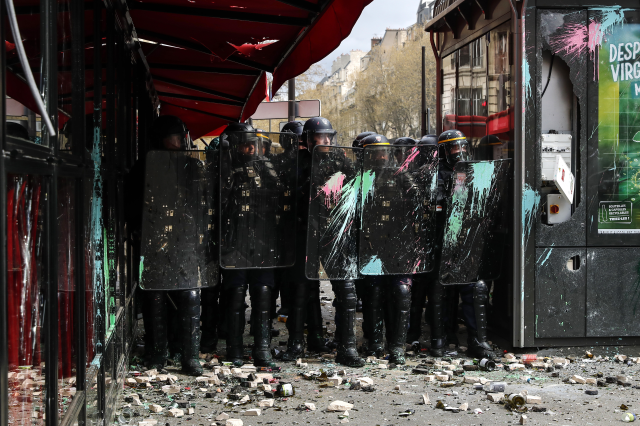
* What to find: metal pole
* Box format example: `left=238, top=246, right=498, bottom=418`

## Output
left=427, top=108, right=432, bottom=135
left=429, top=31, right=442, bottom=135
left=421, top=46, right=426, bottom=137
left=288, top=78, right=295, bottom=122
left=508, top=0, right=527, bottom=348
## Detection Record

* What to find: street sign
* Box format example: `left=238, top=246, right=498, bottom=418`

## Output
left=251, top=100, right=321, bottom=120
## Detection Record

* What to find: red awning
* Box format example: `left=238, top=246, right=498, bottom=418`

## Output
left=7, top=0, right=372, bottom=139
left=131, top=0, right=373, bottom=138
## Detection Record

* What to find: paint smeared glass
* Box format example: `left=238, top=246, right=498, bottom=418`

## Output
left=443, top=175, right=470, bottom=248
left=318, top=172, right=346, bottom=208
left=395, top=147, right=419, bottom=174
left=323, top=174, right=362, bottom=277
left=361, top=255, right=384, bottom=275
left=469, top=161, right=496, bottom=214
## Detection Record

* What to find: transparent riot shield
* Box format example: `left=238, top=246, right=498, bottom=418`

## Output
left=219, top=131, right=297, bottom=269
left=306, top=146, right=362, bottom=280
left=439, top=159, right=511, bottom=285
left=359, top=145, right=438, bottom=275
left=140, top=150, right=218, bottom=290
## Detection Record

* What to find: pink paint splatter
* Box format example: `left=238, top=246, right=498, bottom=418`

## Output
left=318, top=172, right=346, bottom=208
left=549, top=9, right=626, bottom=81
left=395, top=147, right=419, bottom=175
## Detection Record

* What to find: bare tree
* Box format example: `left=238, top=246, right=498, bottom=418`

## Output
left=355, top=27, right=437, bottom=139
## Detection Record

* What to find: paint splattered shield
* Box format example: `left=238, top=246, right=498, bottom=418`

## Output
left=140, top=150, right=219, bottom=290
left=439, top=159, right=512, bottom=285
left=359, top=145, right=439, bottom=275
left=306, top=146, right=363, bottom=280
left=219, top=132, right=297, bottom=269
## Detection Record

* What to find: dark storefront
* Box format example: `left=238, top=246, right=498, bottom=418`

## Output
left=0, top=1, right=372, bottom=425
left=427, top=0, right=640, bottom=348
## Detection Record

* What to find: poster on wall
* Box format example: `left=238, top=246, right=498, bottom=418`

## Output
left=598, top=19, right=640, bottom=234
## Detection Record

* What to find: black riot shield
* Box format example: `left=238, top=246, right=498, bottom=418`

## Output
left=305, top=146, right=362, bottom=280
left=219, top=131, right=297, bottom=269
left=439, top=159, right=511, bottom=285
left=140, top=150, right=218, bottom=290
left=359, top=145, right=438, bottom=276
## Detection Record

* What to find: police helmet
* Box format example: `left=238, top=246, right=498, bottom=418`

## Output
left=352, top=131, right=375, bottom=148
left=221, top=122, right=261, bottom=163
left=361, top=134, right=392, bottom=167
left=393, top=137, right=417, bottom=146
left=255, top=129, right=272, bottom=155
left=281, top=120, right=304, bottom=150
left=220, top=121, right=254, bottom=146
left=150, top=115, right=192, bottom=150
left=438, top=129, right=471, bottom=166
left=359, top=133, right=390, bottom=148
left=302, top=117, right=337, bottom=151
left=418, top=134, right=438, bottom=146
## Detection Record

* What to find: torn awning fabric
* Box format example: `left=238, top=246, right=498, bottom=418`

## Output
left=132, top=0, right=373, bottom=138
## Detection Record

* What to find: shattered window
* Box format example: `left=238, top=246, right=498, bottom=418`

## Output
left=6, top=174, right=47, bottom=425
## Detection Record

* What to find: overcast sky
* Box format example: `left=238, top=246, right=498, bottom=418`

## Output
left=316, top=0, right=424, bottom=73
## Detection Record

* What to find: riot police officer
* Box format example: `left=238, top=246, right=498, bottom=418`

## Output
left=358, top=134, right=413, bottom=365
left=274, top=121, right=305, bottom=318
left=430, top=130, right=495, bottom=359
left=282, top=117, right=364, bottom=367
left=406, top=135, right=438, bottom=345
left=132, top=115, right=205, bottom=376
left=219, top=122, right=283, bottom=368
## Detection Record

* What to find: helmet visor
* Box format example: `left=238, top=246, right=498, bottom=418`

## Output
left=444, top=140, right=472, bottom=164
left=307, top=130, right=337, bottom=151
left=364, top=145, right=393, bottom=167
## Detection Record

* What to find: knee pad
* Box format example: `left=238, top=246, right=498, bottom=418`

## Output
left=473, top=280, right=488, bottom=298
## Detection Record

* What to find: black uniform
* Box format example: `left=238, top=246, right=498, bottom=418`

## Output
left=281, top=117, right=365, bottom=368
left=130, top=115, right=206, bottom=376
left=429, top=130, right=496, bottom=359
left=358, top=134, right=426, bottom=365
left=407, top=135, right=438, bottom=345
left=219, top=123, right=296, bottom=367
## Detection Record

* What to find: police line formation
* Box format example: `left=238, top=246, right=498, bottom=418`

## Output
left=130, top=115, right=511, bottom=376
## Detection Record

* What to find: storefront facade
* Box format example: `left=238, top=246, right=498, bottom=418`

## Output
left=427, top=0, right=640, bottom=348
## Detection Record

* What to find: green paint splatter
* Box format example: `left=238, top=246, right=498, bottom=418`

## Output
left=361, top=255, right=384, bottom=275
left=139, top=256, right=145, bottom=282
left=360, top=169, right=376, bottom=229
left=469, top=161, right=496, bottom=214
left=324, top=174, right=362, bottom=278
left=443, top=179, right=470, bottom=248
left=522, top=184, right=541, bottom=247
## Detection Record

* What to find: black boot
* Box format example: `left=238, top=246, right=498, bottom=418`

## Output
left=250, top=285, right=277, bottom=367
left=355, top=280, right=364, bottom=312
left=407, top=280, right=427, bottom=343
left=428, top=282, right=446, bottom=357
left=361, top=280, right=384, bottom=357
left=166, top=294, right=181, bottom=362
left=226, top=286, right=247, bottom=367
left=334, top=281, right=365, bottom=368
left=446, top=287, right=460, bottom=347
left=387, top=281, right=411, bottom=365
left=145, top=291, right=168, bottom=370
left=282, top=282, right=307, bottom=361
left=467, top=280, right=495, bottom=359
left=200, top=287, right=219, bottom=353
left=306, top=285, right=329, bottom=353
left=178, top=290, right=204, bottom=375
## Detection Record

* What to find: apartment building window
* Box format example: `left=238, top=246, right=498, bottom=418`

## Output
left=442, top=22, right=513, bottom=161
